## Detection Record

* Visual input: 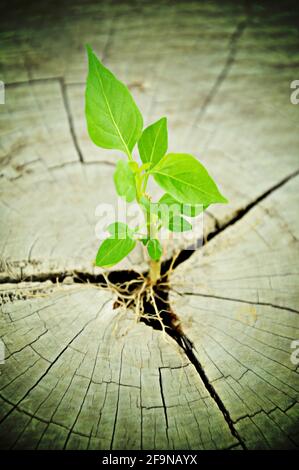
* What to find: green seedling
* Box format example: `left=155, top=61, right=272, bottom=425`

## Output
left=85, top=45, right=227, bottom=284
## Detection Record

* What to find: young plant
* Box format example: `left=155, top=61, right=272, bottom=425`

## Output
left=85, top=45, right=228, bottom=285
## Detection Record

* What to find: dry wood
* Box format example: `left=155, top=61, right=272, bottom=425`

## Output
left=171, top=177, right=299, bottom=449
left=0, top=285, right=237, bottom=450
left=0, top=0, right=299, bottom=450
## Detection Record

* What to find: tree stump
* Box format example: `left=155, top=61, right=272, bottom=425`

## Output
left=0, top=0, right=298, bottom=450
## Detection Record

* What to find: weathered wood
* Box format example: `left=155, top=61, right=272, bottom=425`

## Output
left=171, top=177, right=299, bottom=449
left=0, top=161, right=216, bottom=280
left=177, top=6, right=299, bottom=228
left=0, top=162, right=147, bottom=279
left=0, top=1, right=244, bottom=85
left=0, top=81, right=79, bottom=176
left=0, top=285, right=237, bottom=449
left=0, top=0, right=299, bottom=451
left=1, top=1, right=298, bottom=279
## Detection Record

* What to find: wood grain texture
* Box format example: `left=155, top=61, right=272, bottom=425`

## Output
left=171, top=177, right=299, bottom=449
left=0, top=80, right=79, bottom=176
left=0, top=0, right=299, bottom=450
left=0, top=285, right=237, bottom=449
left=0, top=162, right=149, bottom=279
left=0, top=160, right=215, bottom=280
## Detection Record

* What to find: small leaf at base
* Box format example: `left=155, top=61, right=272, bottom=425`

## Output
left=95, top=236, right=136, bottom=268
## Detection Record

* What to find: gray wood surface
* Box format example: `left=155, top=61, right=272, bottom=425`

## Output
left=0, top=0, right=298, bottom=449
left=171, top=177, right=299, bottom=449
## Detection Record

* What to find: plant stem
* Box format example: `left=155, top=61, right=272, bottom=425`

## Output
left=136, top=166, right=161, bottom=284
left=135, top=173, right=142, bottom=202
left=149, top=259, right=161, bottom=284
left=127, top=149, right=133, bottom=162
left=146, top=206, right=161, bottom=284
left=142, top=173, right=149, bottom=192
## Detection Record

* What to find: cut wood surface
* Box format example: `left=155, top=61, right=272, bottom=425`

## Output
left=0, top=0, right=299, bottom=449
left=171, top=177, right=299, bottom=449
left=0, top=284, right=238, bottom=450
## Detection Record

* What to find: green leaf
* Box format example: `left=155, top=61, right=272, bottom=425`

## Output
left=138, top=117, right=167, bottom=168
left=158, top=193, right=208, bottom=217
left=147, top=239, right=162, bottom=261
left=106, top=222, right=133, bottom=239
left=85, top=45, right=143, bottom=156
left=168, top=216, right=192, bottom=232
left=95, top=236, right=136, bottom=268
left=114, top=160, right=136, bottom=202
left=151, top=153, right=228, bottom=205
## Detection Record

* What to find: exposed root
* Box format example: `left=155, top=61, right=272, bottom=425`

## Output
left=94, top=260, right=188, bottom=351
left=0, top=254, right=185, bottom=351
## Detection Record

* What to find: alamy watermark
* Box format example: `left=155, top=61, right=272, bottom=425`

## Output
left=0, top=81, right=5, bottom=104
left=290, top=80, right=299, bottom=104
left=0, top=339, right=5, bottom=364
left=95, top=199, right=205, bottom=250
left=290, top=340, right=299, bottom=365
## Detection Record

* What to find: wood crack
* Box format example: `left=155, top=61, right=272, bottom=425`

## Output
left=109, top=344, right=125, bottom=450
left=59, top=78, right=84, bottom=163
left=188, top=13, right=249, bottom=133
left=158, top=367, right=169, bottom=444
left=206, top=168, right=299, bottom=243
left=1, top=170, right=299, bottom=286
left=0, top=299, right=109, bottom=426
left=177, top=291, right=299, bottom=316
left=171, top=332, right=247, bottom=449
